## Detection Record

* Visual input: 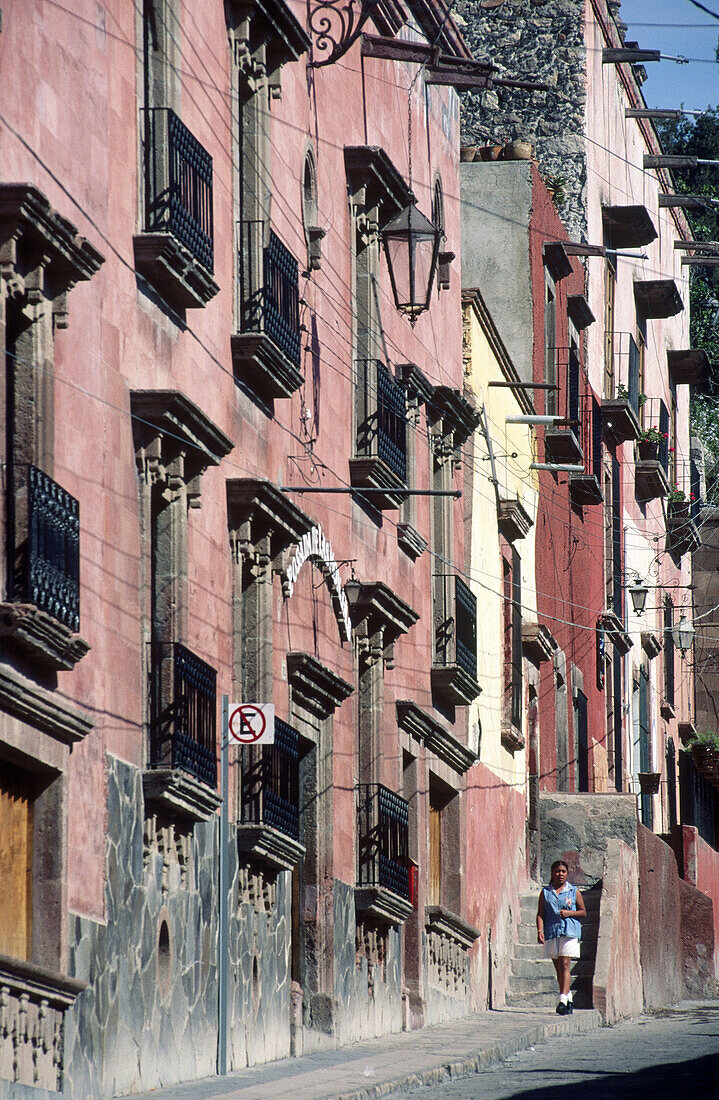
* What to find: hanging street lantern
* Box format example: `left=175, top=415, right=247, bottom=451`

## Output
left=381, top=202, right=441, bottom=323
left=671, top=614, right=696, bottom=656
left=628, top=578, right=649, bottom=615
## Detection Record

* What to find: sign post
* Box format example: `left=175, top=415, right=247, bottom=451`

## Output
left=217, top=695, right=229, bottom=1076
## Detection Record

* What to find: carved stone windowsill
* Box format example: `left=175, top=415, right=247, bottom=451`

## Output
left=660, top=698, right=676, bottom=721
left=678, top=720, right=697, bottom=745
left=497, top=497, right=533, bottom=542
left=133, top=233, right=220, bottom=310
left=231, top=332, right=304, bottom=400
left=237, top=824, right=305, bottom=872
left=397, top=522, right=428, bottom=559
left=667, top=515, right=701, bottom=556
left=424, top=906, right=480, bottom=950
left=601, top=398, right=641, bottom=444
left=635, top=460, right=670, bottom=501
left=0, top=953, right=87, bottom=1092
left=0, top=603, right=90, bottom=672
left=354, top=886, right=414, bottom=928
left=600, top=611, right=633, bottom=656
left=569, top=472, right=603, bottom=506
left=431, top=665, right=482, bottom=707
left=143, top=767, right=221, bottom=822
left=641, top=631, right=663, bottom=659
left=521, top=621, right=557, bottom=664
left=286, top=652, right=353, bottom=719
left=544, top=428, right=583, bottom=465
left=501, top=722, right=525, bottom=752
left=0, top=663, right=93, bottom=746
left=396, top=700, right=477, bottom=774
left=348, top=457, right=408, bottom=510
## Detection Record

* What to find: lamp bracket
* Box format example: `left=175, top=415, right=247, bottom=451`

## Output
left=309, top=0, right=378, bottom=67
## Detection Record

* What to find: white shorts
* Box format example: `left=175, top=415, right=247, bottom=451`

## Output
left=543, top=936, right=581, bottom=959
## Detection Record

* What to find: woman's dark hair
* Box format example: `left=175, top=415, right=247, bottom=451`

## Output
left=550, top=859, right=569, bottom=874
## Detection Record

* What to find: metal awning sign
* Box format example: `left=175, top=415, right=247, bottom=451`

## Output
left=228, top=703, right=275, bottom=744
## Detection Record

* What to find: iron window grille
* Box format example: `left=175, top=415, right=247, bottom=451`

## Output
left=355, top=359, right=408, bottom=483
left=143, top=107, right=214, bottom=271
left=241, top=717, right=300, bottom=841
left=434, top=573, right=478, bottom=680
left=579, top=395, right=603, bottom=480
left=239, top=222, right=301, bottom=366
left=356, top=784, right=410, bottom=900
left=150, top=642, right=217, bottom=787
left=24, top=464, right=80, bottom=632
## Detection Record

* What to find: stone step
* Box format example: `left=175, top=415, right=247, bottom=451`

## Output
left=519, top=895, right=600, bottom=919
left=516, top=920, right=599, bottom=945
left=508, top=972, right=594, bottom=994
left=509, top=958, right=594, bottom=981
left=512, top=942, right=598, bottom=961
left=506, top=989, right=594, bottom=1009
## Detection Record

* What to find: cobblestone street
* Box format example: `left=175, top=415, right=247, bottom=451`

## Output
left=394, top=1003, right=719, bottom=1100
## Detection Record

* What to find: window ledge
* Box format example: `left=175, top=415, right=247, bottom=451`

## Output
left=569, top=473, right=603, bottom=506
left=397, top=522, right=428, bottom=559
left=349, top=457, right=408, bottom=510
left=431, top=665, right=482, bottom=707
left=497, top=497, right=533, bottom=541
left=601, top=398, right=641, bottom=443
left=641, top=631, right=663, bottom=660
left=133, top=232, right=219, bottom=310
left=544, top=428, right=583, bottom=465
left=237, top=824, right=305, bottom=872
left=424, top=906, right=480, bottom=950
left=143, top=766, right=221, bottom=822
left=635, top=460, right=670, bottom=501
left=231, top=332, right=304, bottom=400
left=501, top=722, right=525, bottom=752
left=660, top=698, right=676, bottom=720
left=0, top=602, right=90, bottom=672
left=0, top=662, right=93, bottom=746
left=354, top=886, right=414, bottom=928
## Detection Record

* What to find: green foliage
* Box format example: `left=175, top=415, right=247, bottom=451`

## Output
left=684, top=728, right=719, bottom=754
left=657, top=109, right=719, bottom=469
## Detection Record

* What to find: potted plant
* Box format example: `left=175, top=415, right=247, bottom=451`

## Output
left=636, top=426, right=666, bottom=462
left=667, top=487, right=692, bottom=519
left=685, top=730, right=719, bottom=788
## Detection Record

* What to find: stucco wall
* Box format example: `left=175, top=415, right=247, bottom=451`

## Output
left=682, top=826, right=719, bottom=978
left=593, top=838, right=642, bottom=1023
left=539, top=791, right=637, bottom=885
left=637, top=824, right=685, bottom=1009
left=679, top=879, right=717, bottom=997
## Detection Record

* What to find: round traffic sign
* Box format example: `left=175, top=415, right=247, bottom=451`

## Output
left=229, top=704, right=267, bottom=743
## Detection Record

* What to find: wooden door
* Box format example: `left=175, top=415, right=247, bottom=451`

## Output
left=0, top=765, right=33, bottom=959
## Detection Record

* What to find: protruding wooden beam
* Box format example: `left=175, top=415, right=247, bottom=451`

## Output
left=603, top=48, right=661, bottom=64
left=644, top=155, right=698, bottom=169
left=562, top=243, right=606, bottom=257
left=626, top=108, right=682, bottom=120
left=659, top=194, right=710, bottom=209
left=682, top=256, right=719, bottom=266
left=674, top=241, right=719, bottom=252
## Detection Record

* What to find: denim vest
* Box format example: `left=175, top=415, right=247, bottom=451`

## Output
left=542, top=883, right=582, bottom=940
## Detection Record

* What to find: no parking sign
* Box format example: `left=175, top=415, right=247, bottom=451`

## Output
left=228, top=703, right=275, bottom=744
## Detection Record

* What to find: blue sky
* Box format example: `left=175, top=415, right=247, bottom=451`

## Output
left=619, top=0, right=718, bottom=110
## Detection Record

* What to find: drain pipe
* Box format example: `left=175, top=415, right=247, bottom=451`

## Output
left=217, top=695, right=229, bottom=1075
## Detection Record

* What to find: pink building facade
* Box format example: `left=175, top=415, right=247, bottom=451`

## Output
left=0, top=1, right=502, bottom=1095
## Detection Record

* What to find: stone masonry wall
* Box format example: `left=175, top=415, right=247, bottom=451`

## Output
left=61, top=757, right=293, bottom=1099
left=457, top=0, right=589, bottom=239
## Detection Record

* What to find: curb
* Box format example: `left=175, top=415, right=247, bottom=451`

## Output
left=333, top=1010, right=604, bottom=1100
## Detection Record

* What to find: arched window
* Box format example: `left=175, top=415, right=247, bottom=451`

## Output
left=302, top=148, right=324, bottom=271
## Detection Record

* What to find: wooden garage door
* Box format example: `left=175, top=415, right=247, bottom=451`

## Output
left=0, top=764, right=33, bottom=959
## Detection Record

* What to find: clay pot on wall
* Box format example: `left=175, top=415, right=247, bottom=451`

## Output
left=478, top=145, right=504, bottom=161
left=460, top=146, right=478, bottom=162
left=503, top=139, right=534, bottom=161
left=637, top=440, right=660, bottom=462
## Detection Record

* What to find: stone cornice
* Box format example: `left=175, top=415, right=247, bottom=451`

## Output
left=229, top=0, right=310, bottom=66
left=345, top=581, right=419, bottom=641
left=0, top=603, right=90, bottom=673
left=425, top=905, right=480, bottom=950
left=521, top=622, right=557, bottom=664
left=431, top=386, right=481, bottom=446
left=0, top=661, right=93, bottom=744
left=396, top=700, right=476, bottom=774
left=287, top=652, right=353, bottom=718
left=0, top=183, right=104, bottom=286
left=143, top=767, right=221, bottom=822
left=130, top=391, right=233, bottom=472
left=226, top=479, right=314, bottom=550
left=0, top=954, right=86, bottom=1007
left=396, top=362, right=435, bottom=405
left=344, top=146, right=413, bottom=221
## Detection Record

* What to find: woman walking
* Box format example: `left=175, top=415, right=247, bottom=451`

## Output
left=536, top=859, right=586, bottom=1014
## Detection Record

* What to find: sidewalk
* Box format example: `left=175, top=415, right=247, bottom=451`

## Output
left=128, top=1004, right=603, bottom=1100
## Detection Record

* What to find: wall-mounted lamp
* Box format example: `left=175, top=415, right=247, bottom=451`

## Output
left=381, top=202, right=441, bottom=323
left=628, top=579, right=649, bottom=615
left=671, top=615, right=696, bottom=656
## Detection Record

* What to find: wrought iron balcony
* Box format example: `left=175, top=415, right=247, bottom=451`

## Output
left=232, top=222, right=303, bottom=399
left=134, top=108, right=218, bottom=308
left=635, top=398, right=670, bottom=500
left=601, top=332, right=642, bottom=443
left=350, top=360, right=408, bottom=508
left=544, top=347, right=583, bottom=465
left=431, top=573, right=481, bottom=706
left=570, top=396, right=604, bottom=505
left=150, top=643, right=217, bottom=788
left=24, top=465, right=80, bottom=632
left=357, top=783, right=410, bottom=900
left=241, top=718, right=300, bottom=841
